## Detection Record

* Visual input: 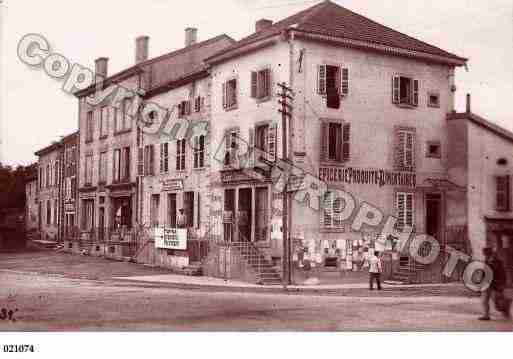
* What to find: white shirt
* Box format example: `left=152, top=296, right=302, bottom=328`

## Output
left=368, top=255, right=382, bottom=273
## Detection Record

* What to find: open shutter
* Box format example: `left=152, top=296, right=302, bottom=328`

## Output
left=268, top=122, right=277, bottom=162
left=264, top=68, right=271, bottom=98
left=251, top=71, right=258, bottom=98
left=341, top=68, right=349, bottom=96
left=342, top=123, right=350, bottom=161
left=395, top=131, right=406, bottom=170
left=406, top=193, right=414, bottom=228
left=320, top=122, right=328, bottom=162
left=405, top=132, right=415, bottom=169
left=317, top=65, right=326, bottom=94
left=323, top=191, right=333, bottom=227
left=396, top=192, right=405, bottom=229
left=222, top=83, right=227, bottom=109
left=392, top=75, right=400, bottom=104
left=412, top=79, right=419, bottom=106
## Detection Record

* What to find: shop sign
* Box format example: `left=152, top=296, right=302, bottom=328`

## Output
left=154, top=227, right=187, bottom=250
left=318, top=167, right=416, bottom=188
left=161, top=179, right=183, bottom=192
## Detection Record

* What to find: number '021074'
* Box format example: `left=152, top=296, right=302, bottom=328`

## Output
left=3, top=345, right=35, bottom=353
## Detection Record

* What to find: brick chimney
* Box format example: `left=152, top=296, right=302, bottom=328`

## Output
left=135, top=36, right=149, bottom=64
left=466, top=93, right=471, bottom=113
left=256, top=19, right=273, bottom=32
left=95, top=57, right=108, bottom=78
left=185, top=28, right=197, bottom=47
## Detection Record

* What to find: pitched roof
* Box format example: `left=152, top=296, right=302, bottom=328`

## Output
left=447, top=112, right=513, bottom=144
left=206, top=0, right=466, bottom=66
left=75, top=34, right=235, bottom=98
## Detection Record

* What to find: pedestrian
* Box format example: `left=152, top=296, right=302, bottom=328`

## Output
left=479, top=247, right=511, bottom=320
left=368, top=250, right=382, bottom=290
left=177, top=209, right=187, bottom=228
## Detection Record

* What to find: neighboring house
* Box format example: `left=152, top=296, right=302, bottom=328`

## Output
left=73, top=28, right=234, bottom=255
left=61, top=132, right=79, bottom=239
left=25, top=164, right=39, bottom=232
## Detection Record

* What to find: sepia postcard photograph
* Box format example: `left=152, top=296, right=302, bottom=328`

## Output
left=0, top=0, right=512, bottom=356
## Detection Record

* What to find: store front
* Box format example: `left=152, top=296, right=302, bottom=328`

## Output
left=485, top=218, right=513, bottom=285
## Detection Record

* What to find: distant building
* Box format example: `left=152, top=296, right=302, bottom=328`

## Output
left=25, top=163, right=39, bottom=232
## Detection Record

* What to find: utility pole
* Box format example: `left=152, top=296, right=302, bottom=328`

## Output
left=277, top=82, right=293, bottom=286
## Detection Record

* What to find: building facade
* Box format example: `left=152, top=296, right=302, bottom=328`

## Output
left=25, top=164, right=39, bottom=232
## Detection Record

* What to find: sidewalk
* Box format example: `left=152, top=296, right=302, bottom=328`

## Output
left=113, top=273, right=466, bottom=293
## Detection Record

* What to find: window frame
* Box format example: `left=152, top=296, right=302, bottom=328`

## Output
left=85, top=110, right=94, bottom=142
left=320, top=119, right=350, bottom=165
left=193, top=135, right=205, bottom=169
left=496, top=175, right=511, bottom=212
left=176, top=139, right=186, bottom=171
left=222, top=78, right=238, bottom=110
left=427, top=91, right=440, bottom=108
left=426, top=141, right=442, bottom=159
left=393, top=75, right=419, bottom=107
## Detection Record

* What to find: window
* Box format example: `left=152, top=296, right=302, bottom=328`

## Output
left=395, top=129, right=415, bottom=171
left=322, top=191, right=344, bottom=231
left=396, top=192, right=414, bottom=230
left=251, top=68, right=271, bottom=100
left=86, top=111, right=94, bottom=142
left=54, top=199, right=58, bottom=226
left=46, top=200, right=51, bottom=226
left=392, top=76, right=419, bottom=106
left=143, top=145, right=155, bottom=176
left=100, top=106, right=109, bottom=137
left=222, top=79, right=237, bottom=110
left=184, top=191, right=194, bottom=228
left=39, top=167, right=43, bottom=190
left=317, top=65, right=349, bottom=109
left=46, top=164, right=50, bottom=188
left=254, top=123, right=277, bottom=162
left=150, top=194, right=160, bottom=227
left=54, top=161, right=59, bottom=186
left=426, top=141, right=441, bottom=159
left=428, top=92, right=440, bottom=108
left=194, top=96, right=203, bottom=112
left=178, top=100, right=191, bottom=118
left=99, top=151, right=107, bottom=183
left=115, top=99, right=132, bottom=133
left=320, top=121, right=350, bottom=163
left=167, top=193, right=177, bottom=227
left=193, top=135, right=205, bottom=169
left=113, top=147, right=131, bottom=182
left=84, top=154, right=93, bottom=185
left=176, top=139, right=186, bottom=171
left=160, top=143, right=169, bottom=173
left=82, top=199, right=94, bottom=230
left=224, top=128, right=239, bottom=167
left=496, top=176, right=510, bottom=211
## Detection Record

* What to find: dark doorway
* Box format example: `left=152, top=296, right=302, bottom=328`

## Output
left=425, top=193, right=442, bottom=241
left=255, top=187, right=268, bottom=241
left=167, top=193, right=177, bottom=227
left=98, top=207, right=105, bottom=241
left=238, top=188, right=252, bottom=242
left=224, top=189, right=235, bottom=242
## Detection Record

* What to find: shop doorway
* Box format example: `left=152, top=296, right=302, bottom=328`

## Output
left=238, top=188, right=252, bottom=242
left=425, top=193, right=442, bottom=241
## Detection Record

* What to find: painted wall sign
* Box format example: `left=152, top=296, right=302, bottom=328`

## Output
left=154, top=228, right=187, bottom=250
left=318, top=167, right=416, bottom=188
left=161, top=179, right=183, bottom=192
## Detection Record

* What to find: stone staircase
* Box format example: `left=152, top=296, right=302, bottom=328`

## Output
left=232, top=242, right=282, bottom=285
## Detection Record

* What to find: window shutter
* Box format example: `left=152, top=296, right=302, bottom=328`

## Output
left=392, top=75, right=400, bottom=104
left=186, top=100, right=191, bottom=115
left=317, top=65, right=326, bottom=94
left=405, top=132, right=415, bottom=169
left=320, top=122, right=328, bottom=162
left=248, top=127, right=255, bottom=168
left=222, top=83, right=227, bottom=109
left=251, top=71, right=258, bottom=98
left=341, top=68, right=349, bottom=96
left=342, top=123, right=351, bottom=161
left=193, top=136, right=199, bottom=169
left=268, top=122, right=277, bottom=162
left=395, top=131, right=406, bottom=169
left=204, top=133, right=210, bottom=168
left=396, top=192, right=405, bottom=229
left=323, top=191, right=333, bottom=227
left=164, top=143, right=169, bottom=172
left=149, top=145, right=155, bottom=175
left=412, top=79, right=419, bottom=106
left=195, top=193, right=200, bottom=229
left=496, top=176, right=510, bottom=211
left=264, top=68, right=271, bottom=98
left=159, top=144, right=164, bottom=173
left=406, top=193, right=414, bottom=227
left=232, top=80, right=237, bottom=106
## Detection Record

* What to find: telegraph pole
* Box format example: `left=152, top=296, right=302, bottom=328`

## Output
left=277, top=82, right=293, bottom=285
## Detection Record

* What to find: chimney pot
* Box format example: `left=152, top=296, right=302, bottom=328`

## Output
left=135, top=36, right=149, bottom=64
left=185, top=28, right=197, bottom=47
left=466, top=93, right=471, bottom=113
left=256, top=19, right=273, bottom=32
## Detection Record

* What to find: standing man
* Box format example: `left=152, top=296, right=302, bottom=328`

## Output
left=177, top=209, right=186, bottom=229
left=368, top=251, right=383, bottom=290
left=479, top=247, right=511, bottom=320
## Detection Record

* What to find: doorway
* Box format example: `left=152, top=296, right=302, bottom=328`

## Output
left=238, top=188, right=252, bottom=242
left=98, top=207, right=105, bottom=241
left=255, top=187, right=268, bottom=241
left=425, top=193, right=442, bottom=242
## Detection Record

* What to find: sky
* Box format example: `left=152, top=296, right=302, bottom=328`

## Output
left=1, top=0, right=512, bottom=166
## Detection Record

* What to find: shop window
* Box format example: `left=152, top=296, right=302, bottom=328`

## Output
left=496, top=175, right=510, bottom=211
left=396, top=192, right=414, bottom=230
left=392, top=75, right=419, bottom=107
left=428, top=92, right=440, bottom=108
left=250, top=68, right=271, bottom=100
left=426, top=141, right=441, bottom=159
left=320, top=121, right=350, bottom=163
left=222, top=79, right=237, bottom=110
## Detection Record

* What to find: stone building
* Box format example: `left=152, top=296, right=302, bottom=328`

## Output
left=24, top=164, right=39, bottom=232
left=60, top=131, right=79, bottom=239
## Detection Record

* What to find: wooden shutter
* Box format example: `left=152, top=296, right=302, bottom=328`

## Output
left=323, top=191, right=333, bottom=227
left=396, top=192, right=405, bottom=229
left=268, top=122, right=277, bottom=162
left=186, top=100, right=191, bottom=115
left=159, top=144, right=164, bottom=173
left=496, top=176, right=510, bottom=211
left=264, top=69, right=271, bottom=97
left=248, top=127, right=255, bottom=168
left=392, top=75, right=400, bottom=104
left=342, top=123, right=350, bottom=161
left=320, top=122, right=328, bottom=162
left=222, top=83, right=227, bottom=109
left=405, top=193, right=414, bottom=227
left=405, top=132, right=415, bottom=169
left=341, top=68, right=349, bottom=96
left=395, top=131, right=406, bottom=169
left=317, top=65, right=326, bottom=94
left=195, top=193, right=201, bottom=229
left=149, top=145, right=155, bottom=175
left=412, top=79, right=419, bottom=106
left=251, top=71, right=258, bottom=98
